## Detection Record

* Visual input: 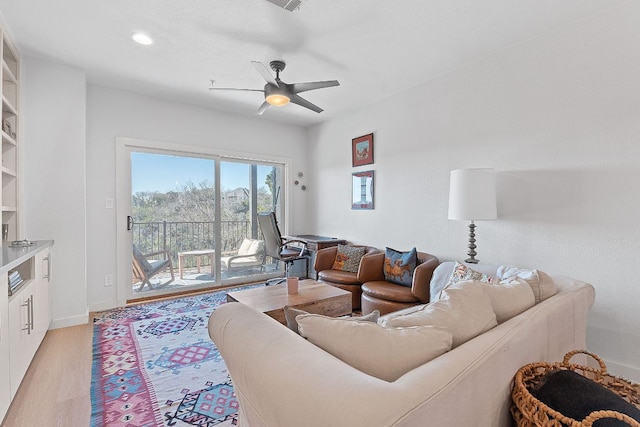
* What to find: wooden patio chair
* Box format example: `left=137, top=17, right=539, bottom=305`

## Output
left=132, top=245, right=175, bottom=292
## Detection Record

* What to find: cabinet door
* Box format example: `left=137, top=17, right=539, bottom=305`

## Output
left=0, top=272, right=11, bottom=419
left=33, top=250, right=51, bottom=341
left=8, top=284, right=35, bottom=398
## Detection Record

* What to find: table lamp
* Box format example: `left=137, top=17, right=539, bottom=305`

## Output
left=448, top=168, right=497, bottom=264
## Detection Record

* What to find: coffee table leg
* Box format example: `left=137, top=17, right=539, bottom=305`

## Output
left=209, top=252, right=215, bottom=277
left=179, top=254, right=185, bottom=279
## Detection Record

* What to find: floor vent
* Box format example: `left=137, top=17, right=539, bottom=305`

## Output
left=265, top=0, right=303, bottom=12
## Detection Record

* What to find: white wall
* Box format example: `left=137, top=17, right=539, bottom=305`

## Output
left=22, top=58, right=87, bottom=328
left=308, top=2, right=640, bottom=379
left=86, top=86, right=308, bottom=310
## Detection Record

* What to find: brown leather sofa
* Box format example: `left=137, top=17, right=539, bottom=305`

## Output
left=359, top=251, right=439, bottom=315
left=314, top=245, right=379, bottom=310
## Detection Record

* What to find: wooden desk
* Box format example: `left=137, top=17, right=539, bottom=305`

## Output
left=287, top=235, right=346, bottom=251
left=286, top=235, right=346, bottom=278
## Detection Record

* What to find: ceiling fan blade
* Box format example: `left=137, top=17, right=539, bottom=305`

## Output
left=251, top=61, right=279, bottom=87
left=289, top=94, right=323, bottom=113
left=257, top=101, right=270, bottom=115
left=209, top=87, right=264, bottom=92
left=291, top=80, right=340, bottom=94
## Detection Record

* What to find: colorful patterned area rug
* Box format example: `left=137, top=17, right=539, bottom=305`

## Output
left=90, top=286, right=256, bottom=427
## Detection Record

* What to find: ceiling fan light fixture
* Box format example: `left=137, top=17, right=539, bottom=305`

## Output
left=266, top=93, right=290, bottom=106
left=265, top=85, right=290, bottom=106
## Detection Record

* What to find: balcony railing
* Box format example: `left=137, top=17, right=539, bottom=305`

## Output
left=132, top=220, right=252, bottom=268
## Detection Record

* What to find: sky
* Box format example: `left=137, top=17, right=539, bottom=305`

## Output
left=131, top=152, right=272, bottom=194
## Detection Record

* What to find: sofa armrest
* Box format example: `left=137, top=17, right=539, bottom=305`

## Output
left=357, top=252, right=385, bottom=283
left=314, top=246, right=339, bottom=277
left=411, top=253, right=439, bottom=302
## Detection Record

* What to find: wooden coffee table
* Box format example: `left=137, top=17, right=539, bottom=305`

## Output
left=226, top=279, right=352, bottom=324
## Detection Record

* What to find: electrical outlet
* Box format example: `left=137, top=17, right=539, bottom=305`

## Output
left=105, top=198, right=114, bottom=209
left=104, top=275, right=113, bottom=287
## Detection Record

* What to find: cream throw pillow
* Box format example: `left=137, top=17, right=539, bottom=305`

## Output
left=297, top=314, right=452, bottom=382
left=283, top=306, right=379, bottom=333
left=497, top=265, right=557, bottom=303
left=473, top=279, right=535, bottom=323
left=384, top=280, right=498, bottom=347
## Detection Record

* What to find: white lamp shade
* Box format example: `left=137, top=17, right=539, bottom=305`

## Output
left=448, top=168, right=497, bottom=221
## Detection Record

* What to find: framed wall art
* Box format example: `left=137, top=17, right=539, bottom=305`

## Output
left=352, top=170, right=374, bottom=210
left=352, top=133, right=374, bottom=167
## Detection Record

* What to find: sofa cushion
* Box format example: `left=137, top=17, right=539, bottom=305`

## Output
left=361, top=281, right=419, bottom=303
left=497, top=265, right=557, bottom=303
left=383, top=280, right=498, bottom=347
left=283, top=306, right=379, bottom=334
left=332, top=245, right=366, bottom=273
left=318, top=269, right=360, bottom=285
left=297, top=314, right=452, bottom=382
left=237, top=238, right=253, bottom=255
left=383, top=247, right=417, bottom=287
left=456, top=279, right=535, bottom=324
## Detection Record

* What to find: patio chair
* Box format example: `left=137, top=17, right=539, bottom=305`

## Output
left=257, top=212, right=309, bottom=284
left=132, top=245, right=175, bottom=292
left=220, top=238, right=266, bottom=271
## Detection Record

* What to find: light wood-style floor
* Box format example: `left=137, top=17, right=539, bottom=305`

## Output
left=2, top=322, right=93, bottom=426
left=2, top=284, right=262, bottom=426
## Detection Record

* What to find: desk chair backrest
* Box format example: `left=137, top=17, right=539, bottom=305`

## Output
left=257, top=212, right=285, bottom=259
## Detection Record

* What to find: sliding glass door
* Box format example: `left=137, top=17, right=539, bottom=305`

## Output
left=117, top=139, right=285, bottom=302
left=130, top=151, right=217, bottom=295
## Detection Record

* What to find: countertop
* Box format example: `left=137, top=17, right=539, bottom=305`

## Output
left=1, top=240, right=54, bottom=274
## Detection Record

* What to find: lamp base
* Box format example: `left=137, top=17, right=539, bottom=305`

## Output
left=465, top=221, right=479, bottom=264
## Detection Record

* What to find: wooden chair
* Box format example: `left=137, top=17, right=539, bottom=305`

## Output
left=132, top=245, right=175, bottom=292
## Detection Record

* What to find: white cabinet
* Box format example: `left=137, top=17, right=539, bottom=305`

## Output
left=8, top=284, right=34, bottom=395
left=0, top=271, right=10, bottom=421
left=0, top=242, right=53, bottom=421
left=33, top=250, right=51, bottom=342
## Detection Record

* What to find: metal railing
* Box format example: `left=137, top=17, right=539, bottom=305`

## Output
left=132, top=220, right=252, bottom=268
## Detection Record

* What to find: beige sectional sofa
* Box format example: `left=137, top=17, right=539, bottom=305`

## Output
left=208, top=264, right=595, bottom=427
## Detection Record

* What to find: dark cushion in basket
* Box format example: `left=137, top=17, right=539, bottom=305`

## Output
left=532, top=369, right=640, bottom=426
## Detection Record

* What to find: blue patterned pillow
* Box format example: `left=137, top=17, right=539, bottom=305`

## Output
left=384, top=247, right=417, bottom=287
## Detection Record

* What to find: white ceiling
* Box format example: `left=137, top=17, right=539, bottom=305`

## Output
left=0, top=0, right=624, bottom=127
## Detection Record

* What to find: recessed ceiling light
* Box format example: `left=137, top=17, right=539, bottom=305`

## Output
left=131, top=32, right=153, bottom=46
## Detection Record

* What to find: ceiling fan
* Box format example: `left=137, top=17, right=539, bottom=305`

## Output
left=209, top=60, right=339, bottom=115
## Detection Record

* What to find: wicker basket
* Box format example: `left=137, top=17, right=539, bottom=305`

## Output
left=511, top=350, right=640, bottom=427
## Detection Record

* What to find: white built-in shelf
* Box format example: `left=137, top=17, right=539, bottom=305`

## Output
left=0, top=27, right=20, bottom=244
left=2, top=62, right=17, bottom=85
left=1, top=95, right=16, bottom=116
left=1, top=131, right=15, bottom=146
left=1, top=166, right=16, bottom=177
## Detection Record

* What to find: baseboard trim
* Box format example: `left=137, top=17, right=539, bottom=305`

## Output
left=88, top=301, right=119, bottom=312
left=50, top=313, right=89, bottom=329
